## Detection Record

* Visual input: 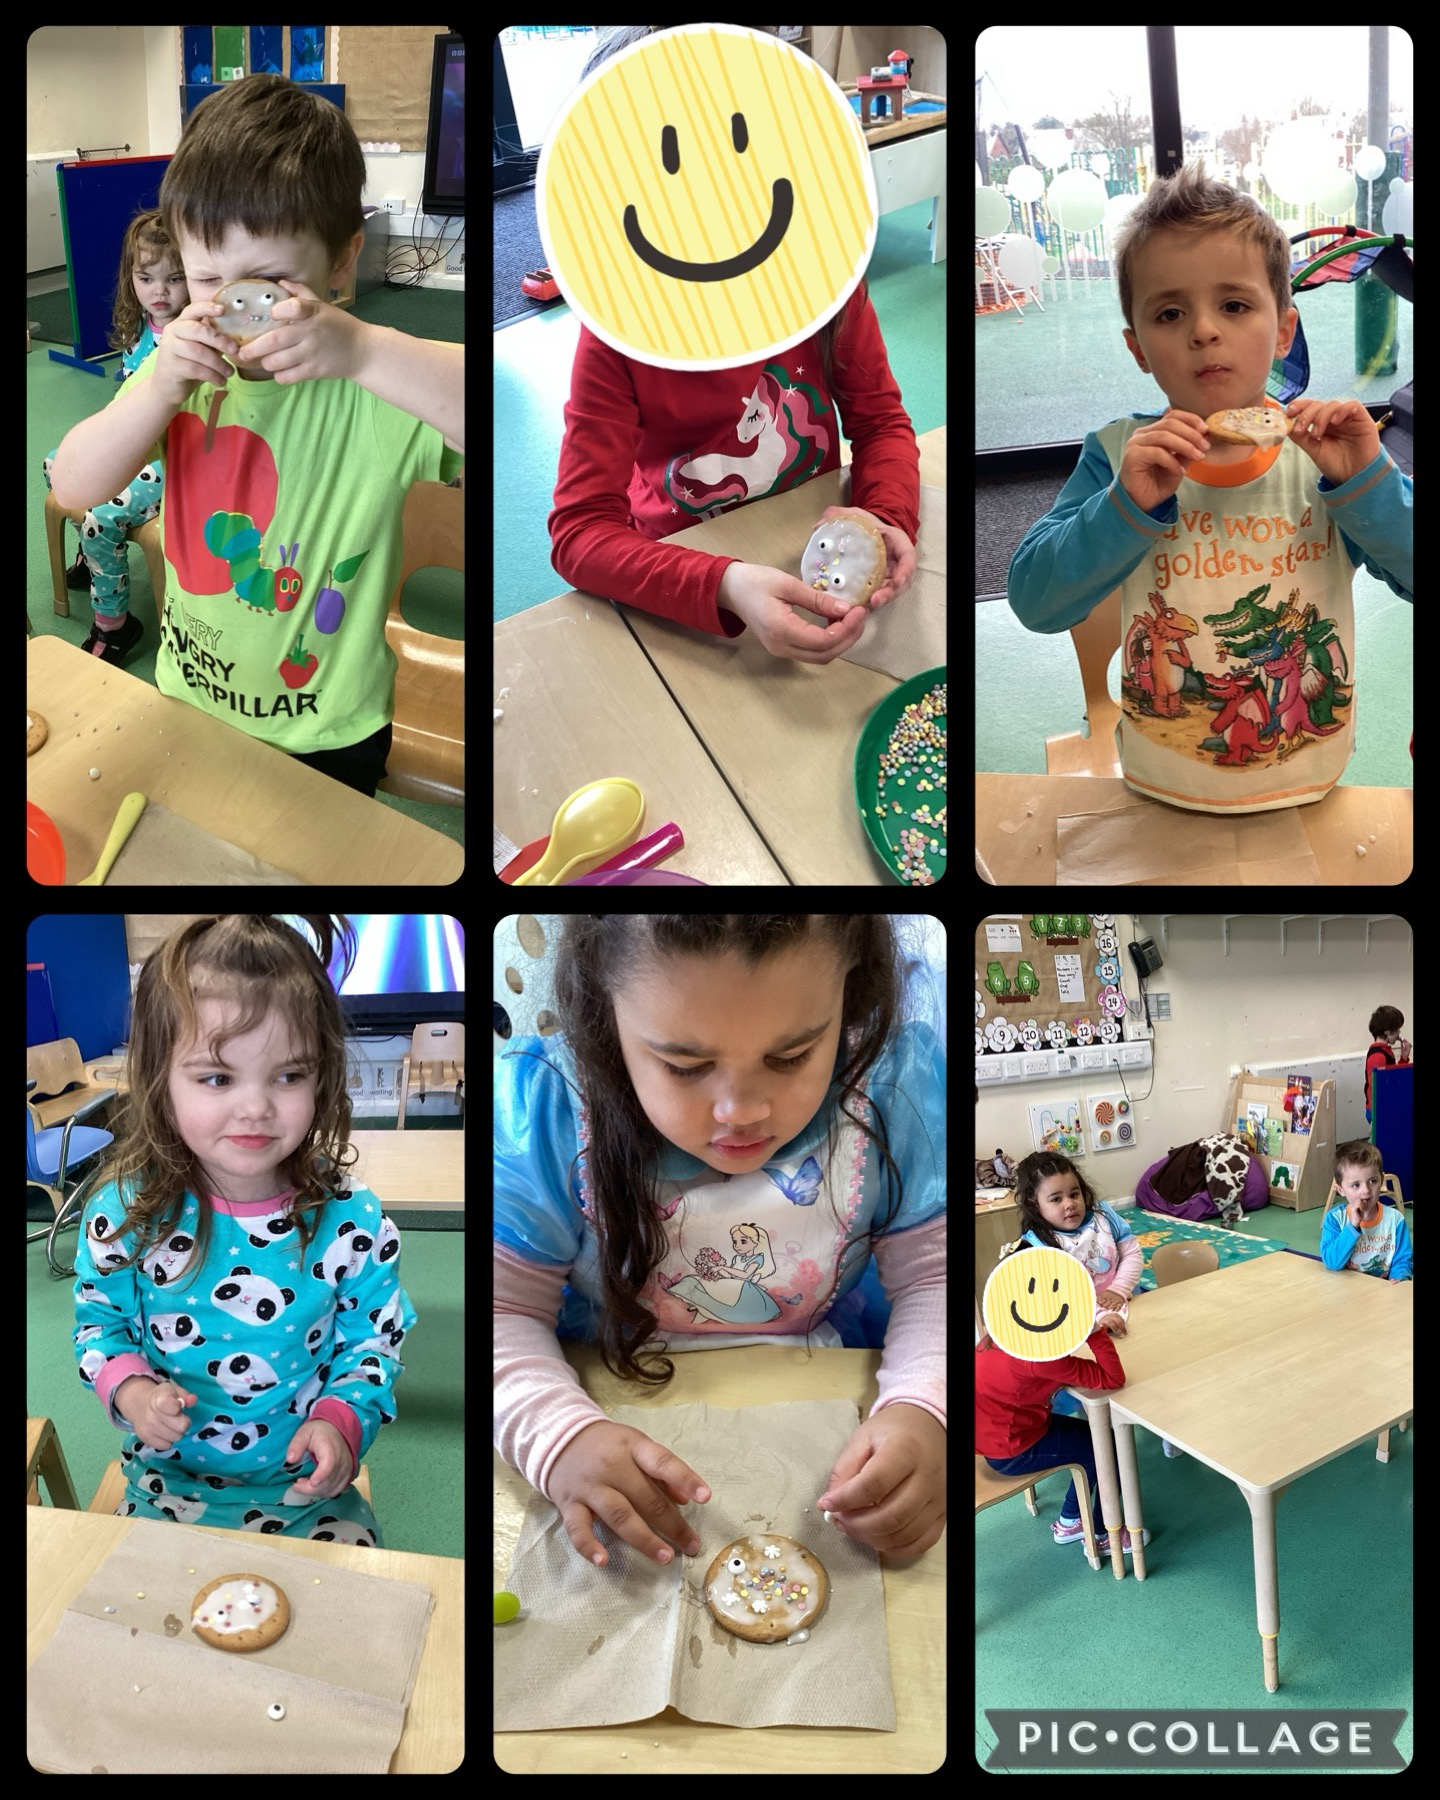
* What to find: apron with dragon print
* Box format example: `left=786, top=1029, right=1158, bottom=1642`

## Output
left=1113, top=428, right=1356, bottom=814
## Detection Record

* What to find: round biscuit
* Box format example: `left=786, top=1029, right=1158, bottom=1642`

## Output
left=703, top=1532, right=829, bottom=1644
left=190, top=1572, right=291, bottom=1653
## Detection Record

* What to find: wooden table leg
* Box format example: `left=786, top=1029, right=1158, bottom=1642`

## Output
left=1112, top=1419, right=1147, bottom=1579
left=1079, top=1395, right=1126, bottom=1580
left=1242, top=1485, right=1281, bottom=1691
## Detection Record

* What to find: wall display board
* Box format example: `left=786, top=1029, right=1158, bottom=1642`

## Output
left=976, top=914, right=1134, bottom=1078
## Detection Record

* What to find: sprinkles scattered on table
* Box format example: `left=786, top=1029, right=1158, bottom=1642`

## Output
left=872, top=681, right=947, bottom=884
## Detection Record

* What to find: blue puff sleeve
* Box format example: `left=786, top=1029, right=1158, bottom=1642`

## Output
left=860, top=1017, right=946, bottom=1230
left=494, top=1035, right=589, bottom=1266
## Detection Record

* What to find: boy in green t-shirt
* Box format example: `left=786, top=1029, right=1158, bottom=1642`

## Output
left=50, top=73, right=464, bottom=796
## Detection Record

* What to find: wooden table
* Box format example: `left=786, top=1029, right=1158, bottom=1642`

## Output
left=494, top=1343, right=945, bottom=1771
left=27, top=1508, right=463, bottom=1772
left=27, top=636, right=462, bottom=883
left=346, top=1129, right=463, bottom=1212
left=976, top=770, right=1413, bottom=884
left=1067, top=1254, right=1412, bottom=1688
left=495, top=428, right=945, bottom=885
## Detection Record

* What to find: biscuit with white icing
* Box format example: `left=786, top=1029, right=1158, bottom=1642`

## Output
left=1205, top=405, right=1292, bottom=447
left=800, top=510, right=887, bottom=609
left=703, top=1533, right=829, bottom=1643
left=190, top=1572, right=291, bottom=1653
left=211, top=279, right=283, bottom=348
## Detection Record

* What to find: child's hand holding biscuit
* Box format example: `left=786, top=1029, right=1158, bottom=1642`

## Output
left=232, top=279, right=368, bottom=385
left=1283, top=397, right=1383, bottom=486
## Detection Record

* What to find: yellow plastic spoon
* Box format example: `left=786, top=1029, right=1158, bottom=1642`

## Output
left=510, top=778, right=645, bottom=885
left=77, top=791, right=148, bottom=885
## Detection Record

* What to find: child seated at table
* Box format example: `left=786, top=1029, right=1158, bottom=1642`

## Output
left=1007, top=1151, right=1143, bottom=1340
left=975, top=1249, right=1143, bottom=1550
left=1320, top=1140, right=1412, bottom=1281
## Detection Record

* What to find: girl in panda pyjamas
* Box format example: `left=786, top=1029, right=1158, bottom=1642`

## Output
left=70, top=915, right=417, bottom=1544
left=40, top=209, right=179, bottom=665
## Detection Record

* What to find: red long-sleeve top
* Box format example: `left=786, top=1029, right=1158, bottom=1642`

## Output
left=547, top=291, right=920, bottom=637
left=975, top=1326, right=1127, bottom=1459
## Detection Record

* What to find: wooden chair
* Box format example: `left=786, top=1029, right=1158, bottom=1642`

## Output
left=378, top=481, right=464, bottom=807
left=26, top=1039, right=118, bottom=1130
left=1044, top=589, right=1123, bottom=777
left=1380, top=1171, right=1405, bottom=1208
left=27, top=1417, right=81, bottom=1509
left=976, top=1454, right=1103, bottom=1572
left=396, top=1021, right=465, bottom=1130
left=1149, top=1241, right=1219, bottom=1286
left=43, top=490, right=166, bottom=625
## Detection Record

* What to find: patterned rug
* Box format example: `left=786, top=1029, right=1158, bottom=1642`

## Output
left=1126, top=1208, right=1297, bottom=1295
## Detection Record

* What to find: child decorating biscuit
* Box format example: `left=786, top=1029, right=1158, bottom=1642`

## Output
left=1008, top=159, right=1411, bottom=818
left=1320, top=1140, right=1412, bottom=1282
left=494, top=916, right=946, bottom=1568
left=546, top=26, right=919, bottom=666
left=71, top=915, right=417, bottom=1543
left=41, top=210, right=186, bottom=666
left=50, top=74, right=464, bottom=797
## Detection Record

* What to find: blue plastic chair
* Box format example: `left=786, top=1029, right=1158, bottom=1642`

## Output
left=27, top=1089, right=114, bottom=1277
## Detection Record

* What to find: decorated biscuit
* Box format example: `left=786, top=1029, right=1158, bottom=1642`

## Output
left=800, top=510, right=887, bottom=609
left=1205, top=405, right=1292, bottom=448
left=211, top=279, right=283, bottom=346
left=703, top=1533, right=829, bottom=1644
left=190, top=1572, right=291, bottom=1653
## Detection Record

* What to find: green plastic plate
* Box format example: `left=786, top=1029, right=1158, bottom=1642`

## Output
left=853, top=667, right=947, bottom=884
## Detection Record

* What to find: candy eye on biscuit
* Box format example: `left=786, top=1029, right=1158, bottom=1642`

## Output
left=800, top=510, right=887, bottom=609
left=211, top=279, right=282, bottom=345
left=704, top=1533, right=829, bottom=1644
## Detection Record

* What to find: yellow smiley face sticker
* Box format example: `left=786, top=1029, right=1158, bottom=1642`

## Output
left=537, top=24, right=878, bottom=371
left=983, top=1246, right=1097, bottom=1361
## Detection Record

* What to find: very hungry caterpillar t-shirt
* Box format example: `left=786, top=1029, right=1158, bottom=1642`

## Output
left=111, top=348, right=463, bottom=755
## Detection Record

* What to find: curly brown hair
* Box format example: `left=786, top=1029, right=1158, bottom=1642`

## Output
left=108, top=210, right=186, bottom=356
left=535, top=915, right=914, bottom=1388
left=82, top=915, right=359, bottom=1283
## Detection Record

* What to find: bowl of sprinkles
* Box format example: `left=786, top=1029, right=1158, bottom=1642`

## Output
left=853, top=668, right=947, bottom=884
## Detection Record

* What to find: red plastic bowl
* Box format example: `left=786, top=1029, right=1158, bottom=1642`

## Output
left=27, top=801, right=66, bottom=884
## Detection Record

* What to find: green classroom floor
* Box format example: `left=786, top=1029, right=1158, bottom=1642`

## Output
left=977, top=1198, right=1413, bottom=1770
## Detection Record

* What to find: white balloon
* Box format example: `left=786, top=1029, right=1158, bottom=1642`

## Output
left=1090, top=152, right=1112, bottom=182
left=976, top=186, right=1012, bottom=236
left=1047, top=167, right=1107, bottom=233
left=1316, top=167, right=1357, bottom=216
left=1008, top=163, right=1045, bottom=202
left=1380, top=179, right=1412, bottom=236
left=1353, top=143, right=1386, bottom=182
left=1103, top=192, right=1141, bottom=240
left=998, top=234, right=1045, bottom=287
left=1261, top=122, right=1332, bottom=205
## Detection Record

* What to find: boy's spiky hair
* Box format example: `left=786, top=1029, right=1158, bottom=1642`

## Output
left=1112, top=159, right=1292, bottom=333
